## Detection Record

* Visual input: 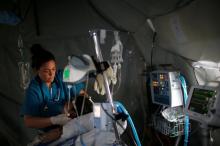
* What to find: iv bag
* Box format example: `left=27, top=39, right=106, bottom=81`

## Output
left=18, top=62, right=30, bottom=90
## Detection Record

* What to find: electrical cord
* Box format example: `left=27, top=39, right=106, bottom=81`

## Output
left=155, top=132, right=164, bottom=146
left=150, top=32, right=157, bottom=69
left=22, top=0, right=33, bottom=21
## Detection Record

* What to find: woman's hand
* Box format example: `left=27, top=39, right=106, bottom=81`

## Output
left=50, top=114, right=72, bottom=125
left=63, top=101, right=77, bottom=119
left=79, top=90, right=86, bottom=96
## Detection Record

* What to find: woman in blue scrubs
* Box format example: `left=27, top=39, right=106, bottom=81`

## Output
left=21, top=44, right=85, bottom=144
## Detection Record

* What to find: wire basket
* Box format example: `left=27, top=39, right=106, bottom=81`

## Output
left=153, top=114, right=190, bottom=137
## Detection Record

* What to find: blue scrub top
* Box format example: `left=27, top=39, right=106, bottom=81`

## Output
left=20, top=70, right=85, bottom=131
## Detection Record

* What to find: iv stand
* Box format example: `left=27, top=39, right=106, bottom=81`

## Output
left=90, top=30, right=121, bottom=145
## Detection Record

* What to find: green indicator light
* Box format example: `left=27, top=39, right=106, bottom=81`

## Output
left=64, top=68, right=70, bottom=79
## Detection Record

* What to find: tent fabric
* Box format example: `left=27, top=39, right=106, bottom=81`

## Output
left=0, top=0, right=220, bottom=145
left=154, top=0, right=220, bottom=62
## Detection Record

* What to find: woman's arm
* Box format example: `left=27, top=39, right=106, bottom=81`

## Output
left=24, top=114, right=71, bottom=128
left=24, top=115, right=52, bottom=129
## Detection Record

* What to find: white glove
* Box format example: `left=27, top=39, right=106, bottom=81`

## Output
left=94, top=73, right=105, bottom=95
left=106, top=66, right=117, bottom=85
left=94, top=66, right=117, bottom=95
left=50, top=114, right=71, bottom=125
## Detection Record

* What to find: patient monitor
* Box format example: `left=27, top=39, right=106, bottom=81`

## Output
left=150, top=71, right=183, bottom=107
left=185, top=85, right=220, bottom=127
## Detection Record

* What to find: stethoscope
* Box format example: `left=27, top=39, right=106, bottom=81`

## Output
left=36, top=76, right=61, bottom=112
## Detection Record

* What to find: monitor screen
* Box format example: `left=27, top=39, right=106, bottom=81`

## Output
left=151, top=72, right=170, bottom=105
left=188, top=87, right=216, bottom=115
left=150, top=71, right=183, bottom=107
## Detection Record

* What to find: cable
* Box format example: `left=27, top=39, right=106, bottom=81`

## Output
left=22, top=0, right=33, bottom=21
left=79, top=135, right=86, bottom=146
left=155, top=132, right=164, bottom=146
left=179, top=75, right=189, bottom=146
left=150, top=32, right=157, bottom=69
left=175, top=135, right=182, bottom=146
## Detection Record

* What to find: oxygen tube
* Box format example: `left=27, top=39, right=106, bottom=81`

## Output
left=115, top=102, right=142, bottom=146
left=179, top=75, right=189, bottom=146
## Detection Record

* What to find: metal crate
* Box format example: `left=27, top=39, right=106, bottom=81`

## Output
left=153, top=114, right=190, bottom=137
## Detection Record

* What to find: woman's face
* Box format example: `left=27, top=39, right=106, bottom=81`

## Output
left=38, top=60, right=56, bottom=86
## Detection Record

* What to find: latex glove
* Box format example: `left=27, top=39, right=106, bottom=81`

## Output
left=94, top=73, right=105, bottom=95
left=94, top=66, right=117, bottom=95
left=50, top=114, right=71, bottom=125
left=106, top=66, right=117, bottom=85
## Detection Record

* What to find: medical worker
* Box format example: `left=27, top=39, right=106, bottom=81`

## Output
left=20, top=44, right=85, bottom=145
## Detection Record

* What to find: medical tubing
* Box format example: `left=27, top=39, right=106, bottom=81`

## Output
left=179, top=75, right=189, bottom=146
left=80, top=74, right=89, bottom=116
left=67, top=85, right=72, bottom=113
left=115, top=102, right=142, bottom=146
left=73, top=85, right=79, bottom=117
left=80, top=135, right=86, bottom=146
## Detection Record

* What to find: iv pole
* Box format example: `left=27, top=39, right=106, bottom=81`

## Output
left=89, top=30, right=121, bottom=144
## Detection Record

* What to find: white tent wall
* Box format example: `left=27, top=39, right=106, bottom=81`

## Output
left=0, top=39, right=37, bottom=145
left=154, top=0, right=220, bottom=62
left=0, top=0, right=220, bottom=145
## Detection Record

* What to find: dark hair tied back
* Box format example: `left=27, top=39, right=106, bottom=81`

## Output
left=30, top=44, right=55, bottom=70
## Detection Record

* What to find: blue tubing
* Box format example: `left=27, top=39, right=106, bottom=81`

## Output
left=80, top=135, right=86, bottom=146
left=179, top=75, right=189, bottom=146
left=115, top=101, right=142, bottom=146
